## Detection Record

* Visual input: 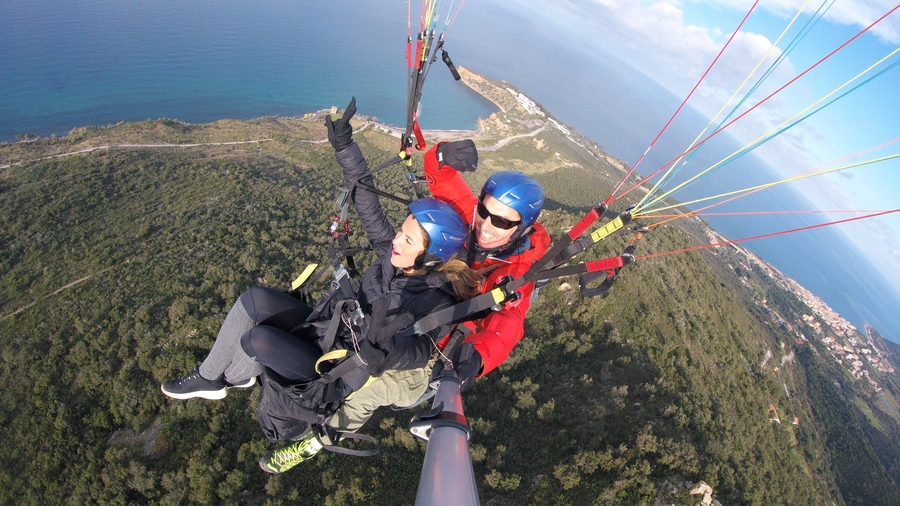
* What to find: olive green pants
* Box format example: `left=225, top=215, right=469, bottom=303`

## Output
left=328, top=359, right=436, bottom=433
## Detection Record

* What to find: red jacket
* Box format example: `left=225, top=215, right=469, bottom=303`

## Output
left=424, top=144, right=551, bottom=377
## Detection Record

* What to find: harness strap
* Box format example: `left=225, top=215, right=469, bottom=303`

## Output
left=292, top=245, right=369, bottom=307
left=317, top=351, right=369, bottom=385
left=318, top=299, right=353, bottom=353
left=439, top=324, right=470, bottom=357
left=402, top=286, right=508, bottom=338
left=353, top=180, right=413, bottom=206
left=316, top=349, right=377, bottom=398
left=402, top=247, right=636, bottom=338
left=317, top=428, right=380, bottom=457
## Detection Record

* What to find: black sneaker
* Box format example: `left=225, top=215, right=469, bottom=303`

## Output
left=161, top=367, right=228, bottom=400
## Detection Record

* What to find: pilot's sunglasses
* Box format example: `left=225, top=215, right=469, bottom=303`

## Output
left=476, top=201, right=521, bottom=230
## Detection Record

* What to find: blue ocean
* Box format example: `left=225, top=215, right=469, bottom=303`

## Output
left=3, top=0, right=899, bottom=342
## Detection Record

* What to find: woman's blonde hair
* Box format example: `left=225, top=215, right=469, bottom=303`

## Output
left=438, top=258, right=482, bottom=300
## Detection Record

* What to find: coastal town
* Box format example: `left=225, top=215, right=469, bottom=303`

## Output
left=727, top=237, right=896, bottom=392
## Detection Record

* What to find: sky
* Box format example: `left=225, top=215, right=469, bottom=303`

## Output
left=497, top=0, right=900, bottom=290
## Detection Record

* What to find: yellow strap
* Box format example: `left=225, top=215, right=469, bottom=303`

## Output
left=400, top=150, right=412, bottom=167
left=314, top=349, right=376, bottom=400
left=590, top=216, right=625, bottom=243
left=291, top=263, right=319, bottom=290
left=316, top=349, right=348, bottom=373
left=490, top=287, right=506, bottom=305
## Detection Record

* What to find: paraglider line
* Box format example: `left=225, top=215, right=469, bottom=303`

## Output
left=639, top=49, right=900, bottom=211
left=606, top=0, right=761, bottom=204
left=641, top=135, right=900, bottom=228
left=636, top=208, right=900, bottom=260
left=636, top=152, right=900, bottom=216
left=639, top=0, right=815, bottom=209
left=611, top=2, right=900, bottom=205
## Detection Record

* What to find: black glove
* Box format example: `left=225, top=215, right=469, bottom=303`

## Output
left=451, top=342, right=482, bottom=392
left=436, top=140, right=478, bottom=172
left=325, top=97, right=357, bottom=151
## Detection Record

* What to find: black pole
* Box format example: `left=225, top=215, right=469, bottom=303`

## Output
left=409, top=367, right=480, bottom=506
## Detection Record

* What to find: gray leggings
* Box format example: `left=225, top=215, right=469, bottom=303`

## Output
left=198, top=287, right=313, bottom=384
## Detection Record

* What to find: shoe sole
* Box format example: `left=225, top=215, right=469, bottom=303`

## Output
left=228, top=377, right=256, bottom=389
left=160, top=384, right=227, bottom=400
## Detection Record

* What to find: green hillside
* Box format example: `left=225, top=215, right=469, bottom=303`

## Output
left=1, top=105, right=899, bottom=505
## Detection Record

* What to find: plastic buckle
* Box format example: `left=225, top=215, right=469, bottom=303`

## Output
left=490, top=275, right=521, bottom=311
left=331, top=263, right=348, bottom=291
left=408, top=401, right=471, bottom=442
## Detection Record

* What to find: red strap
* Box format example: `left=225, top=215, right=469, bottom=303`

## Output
left=584, top=256, right=624, bottom=273
left=413, top=119, right=427, bottom=151
left=415, top=39, right=423, bottom=70
left=567, top=208, right=601, bottom=240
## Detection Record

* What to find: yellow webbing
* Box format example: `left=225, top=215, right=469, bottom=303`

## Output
left=590, top=216, right=625, bottom=243
left=315, top=349, right=376, bottom=400
left=291, top=263, right=319, bottom=290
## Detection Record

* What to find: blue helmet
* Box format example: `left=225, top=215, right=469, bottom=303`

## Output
left=480, top=171, right=545, bottom=230
left=408, top=198, right=468, bottom=269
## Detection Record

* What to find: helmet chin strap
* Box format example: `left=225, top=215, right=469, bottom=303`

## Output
left=411, top=251, right=442, bottom=271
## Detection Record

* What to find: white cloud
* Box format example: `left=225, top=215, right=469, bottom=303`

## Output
left=550, top=0, right=895, bottom=171
left=700, top=0, right=900, bottom=45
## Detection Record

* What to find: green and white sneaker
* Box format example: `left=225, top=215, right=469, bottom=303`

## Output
left=259, top=435, right=323, bottom=474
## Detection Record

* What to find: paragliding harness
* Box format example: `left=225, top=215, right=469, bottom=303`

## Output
left=253, top=297, right=382, bottom=457
left=253, top=53, right=459, bottom=450
left=259, top=157, right=646, bottom=459
left=254, top=191, right=384, bottom=456
left=253, top=0, right=653, bottom=453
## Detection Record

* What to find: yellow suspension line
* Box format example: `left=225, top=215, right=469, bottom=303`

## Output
left=635, top=152, right=900, bottom=217
left=644, top=135, right=900, bottom=228
left=637, top=0, right=812, bottom=210
left=636, top=45, right=900, bottom=214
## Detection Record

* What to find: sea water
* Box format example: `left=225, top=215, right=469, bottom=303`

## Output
left=0, top=0, right=495, bottom=139
left=2, top=0, right=898, bottom=341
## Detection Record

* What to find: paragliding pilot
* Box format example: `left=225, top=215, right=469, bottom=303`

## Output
left=255, top=98, right=550, bottom=474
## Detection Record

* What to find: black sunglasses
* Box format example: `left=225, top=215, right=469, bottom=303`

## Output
left=476, top=201, right=522, bottom=230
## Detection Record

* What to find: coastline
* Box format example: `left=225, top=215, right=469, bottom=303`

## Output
left=0, top=68, right=893, bottom=349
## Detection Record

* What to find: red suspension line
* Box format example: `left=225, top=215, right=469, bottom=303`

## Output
left=611, top=4, right=900, bottom=204
left=606, top=0, right=760, bottom=204
left=636, top=209, right=900, bottom=260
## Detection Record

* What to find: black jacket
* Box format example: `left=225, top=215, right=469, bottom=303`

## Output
left=322, top=142, right=458, bottom=372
